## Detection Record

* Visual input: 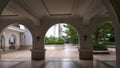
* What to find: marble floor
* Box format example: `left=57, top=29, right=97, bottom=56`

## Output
left=0, top=44, right=116, bottom=68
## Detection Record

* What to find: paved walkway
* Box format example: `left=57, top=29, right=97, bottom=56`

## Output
left=0, top=44, right=116, bottom=68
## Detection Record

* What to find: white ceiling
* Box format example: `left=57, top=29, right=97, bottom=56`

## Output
left=42, top=0, right=74, bottom=15
left=1, top=8, right=17, bottom=16
left=1, top=0, right=110, bottom=25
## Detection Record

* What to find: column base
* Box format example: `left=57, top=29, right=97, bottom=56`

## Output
left=9, top=45, right=15, bottom=49
left=79, top=49, right=93, bottom=60
left=31, top=49, right=46, bottom=60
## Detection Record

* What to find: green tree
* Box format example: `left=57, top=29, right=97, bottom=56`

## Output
left=64, top=24, right=78, bottom=44
left=93, top=22, right=114, bottom=44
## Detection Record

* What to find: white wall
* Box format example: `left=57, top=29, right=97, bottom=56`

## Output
left=24, top=28, right=32, bottom=45
left=0, top=26, right=33, bottom=50
left=3, top=29, right=20, bottom=48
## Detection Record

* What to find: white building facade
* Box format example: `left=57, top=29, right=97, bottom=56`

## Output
left=46, top=23, right=67, bottom=38
left=0, top=24, right=32, bottom=50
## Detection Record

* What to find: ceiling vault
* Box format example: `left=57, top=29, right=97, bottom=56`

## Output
left=1, top=0, right=110, bottom=25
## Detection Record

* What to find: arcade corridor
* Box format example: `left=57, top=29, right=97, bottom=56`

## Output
left=0, top=0, right=120, bottom=68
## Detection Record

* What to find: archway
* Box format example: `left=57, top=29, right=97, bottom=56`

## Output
left=92, top=21, right=116, bottom=68
left=45, top=23, right=80, bottom=60
left=0, top=23, right=33, bottom=60
left=101, top=1, right=120, bottom=68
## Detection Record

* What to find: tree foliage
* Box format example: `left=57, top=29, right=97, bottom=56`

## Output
left=93, top=22, right=115, bottom=44
left=64, top=24, right=78, bottom=44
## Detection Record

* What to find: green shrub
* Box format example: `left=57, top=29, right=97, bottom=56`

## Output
left=102, top=42, right=115, bottom=45
left=92, top=44, right=108, bottom=50
left=45, top=36, right=64, bottom=45
left=69, top=35, right=78, bottom=44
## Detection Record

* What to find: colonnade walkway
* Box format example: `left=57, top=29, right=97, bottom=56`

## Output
left=0, top=44, right=116, bottom=68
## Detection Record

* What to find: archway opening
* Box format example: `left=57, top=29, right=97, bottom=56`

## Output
left=92, top=21, right=116, bottom=67
left=0, top=23, right=33, bottom=60
left=45, top=23, right=80, bottom=60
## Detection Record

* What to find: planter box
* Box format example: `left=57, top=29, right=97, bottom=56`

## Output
left=93, top=50, right=110, bottom=54
left=106, top=45, right=115, bottom=48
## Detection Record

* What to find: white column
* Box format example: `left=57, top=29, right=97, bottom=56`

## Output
left=31, top=26, right=46, bottom=60
left=79, top=33, right=93, bottom=59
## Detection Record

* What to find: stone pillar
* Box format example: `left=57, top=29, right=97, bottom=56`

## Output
left=114, top=22, right=120, bottom=68
left=31, top=35, right=46, bottom=60
left=79, top=34, right=93, bottom=60
left=31, top=25, right=46, bottom=60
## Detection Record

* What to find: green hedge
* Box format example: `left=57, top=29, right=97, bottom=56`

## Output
left=45, top=40, right=64, bottom=44
left=102, top=42, right=115, bottom=45
left=45, top=36, right=64, bottom=45
left=92, top=44, right=108, bottom=50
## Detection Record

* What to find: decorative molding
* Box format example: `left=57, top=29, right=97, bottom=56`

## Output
left=41, top=0, right=78, bottom=16
left=49, top=14, right=72, bottom=16
left=41, top=0, right=50, bottom=15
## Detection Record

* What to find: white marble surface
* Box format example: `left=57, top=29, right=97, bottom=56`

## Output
left=0, top=45, right=116, bottom=68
